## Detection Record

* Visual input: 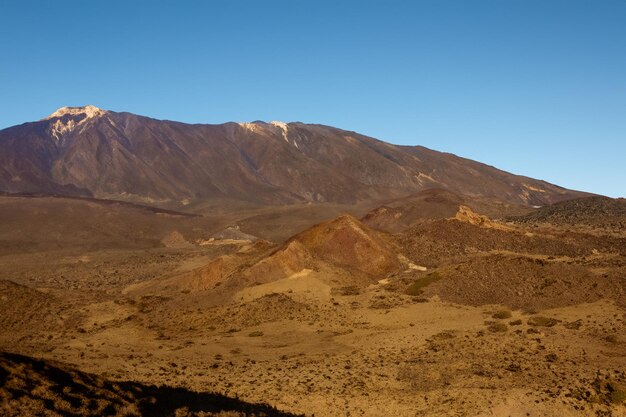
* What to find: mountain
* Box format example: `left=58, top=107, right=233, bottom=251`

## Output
left=0, top=105, right=589, bottom=207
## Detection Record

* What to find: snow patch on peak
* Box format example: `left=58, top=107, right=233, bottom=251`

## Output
left=48, top=119, right=77, bottom=142
left=269, top=120, right=288, bottom=130
left=237, top=120, right=300, bottom=149
left=269, top=121, right=289, bottom=142
left=238, top=121, right=290, bottom=140
left=45, top=105, right=106, bottom=121
left=44, top=105, right=106, bottom=143
left=238, top=122, right=262, bottom=132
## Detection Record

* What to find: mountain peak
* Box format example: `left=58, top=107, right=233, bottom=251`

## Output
left=44, top=105, right=106, bottom=121
left=43, top=105, right=107, bottom=143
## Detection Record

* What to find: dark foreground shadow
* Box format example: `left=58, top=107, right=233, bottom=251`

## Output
left=0, top=351, right=304, bottom=416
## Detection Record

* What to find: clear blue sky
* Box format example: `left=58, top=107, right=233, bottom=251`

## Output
left=1, top=1, right=624, bottom=197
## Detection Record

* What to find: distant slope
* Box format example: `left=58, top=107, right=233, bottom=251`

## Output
left=0, top=194, right=377, bottom=257
left=0, top=351, right=302, bottom=417
left=0, top=194, right=220, bottom=255
left=361, top=188, right=531, bottom=233
left=0, top=105, right=589, bottom=207
left=511, top=196, right=626, bottom=229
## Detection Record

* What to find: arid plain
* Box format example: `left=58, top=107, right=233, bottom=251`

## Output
left=1, top=190, right=625, bottom=417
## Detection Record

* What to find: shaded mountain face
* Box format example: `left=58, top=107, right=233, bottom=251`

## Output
left=0, top=106, right=588, bottom=207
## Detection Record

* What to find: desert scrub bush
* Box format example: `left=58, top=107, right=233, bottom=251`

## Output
left=492, top=310, right=512, bottom=319
left=369, top=294, right=404, bottom=309
left=564, top=319, right=583, bottom=330
left=610, top=389, right=626, bottom=405
left=336, top=285, right=360, bottom=296
left=405, top=272, right=442, bottom=296
left=431, top=330, right=456, bottom=340
left=527, top=316, right=559, bottom=327
left=585, top=379, right=626, bottom=406
left=248, top=331, right=264, bottom=337
left=509, top=319, right=522, bottom=326
left=487, top=322, right=508, bottom=333
left=545, top=353, right=558, bottom=362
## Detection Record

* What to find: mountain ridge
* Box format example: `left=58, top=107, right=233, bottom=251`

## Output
left=0, top=105, right=591, bottom=208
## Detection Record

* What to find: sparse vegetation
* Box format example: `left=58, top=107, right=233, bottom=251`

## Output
left=492, top=310, right=512, bottom=319
left=487, top=323, right=508, bottom=333
left=505, top=363, right=521, bottom=372
left=545, top=353, right=558, bottom=362
left=585, top=380, right=626, bottom=406
left=610, top=388, right=626, bottom=405
left=564, top=320, right=583, bottom=330
left=336, top=286, right=360, bottom=296
left=432, top=330, right=456, bottom=340
left=527, top=316, right=560, bottom=327
left=248, top=331, right=264, bottom=337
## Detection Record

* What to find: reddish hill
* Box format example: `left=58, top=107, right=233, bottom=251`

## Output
left=289, top=215, right=400, bottom=277
left=135, top=214, right=401, bottom=298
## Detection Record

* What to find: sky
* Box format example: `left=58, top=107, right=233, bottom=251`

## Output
left=1, top=0, right=624, bottom=197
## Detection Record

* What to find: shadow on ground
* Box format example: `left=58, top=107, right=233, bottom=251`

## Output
left=0, top=351, right=302, bottom=416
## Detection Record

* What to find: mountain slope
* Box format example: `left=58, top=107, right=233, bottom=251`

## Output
left=0, top=106, right=589, bottom=207
left=361, top=188, right=532, bottom=233
left=511, top=196, right=626, bottom=230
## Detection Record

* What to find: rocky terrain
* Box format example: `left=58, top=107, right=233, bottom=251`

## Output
left=1, top=190, right=625, bottom=416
